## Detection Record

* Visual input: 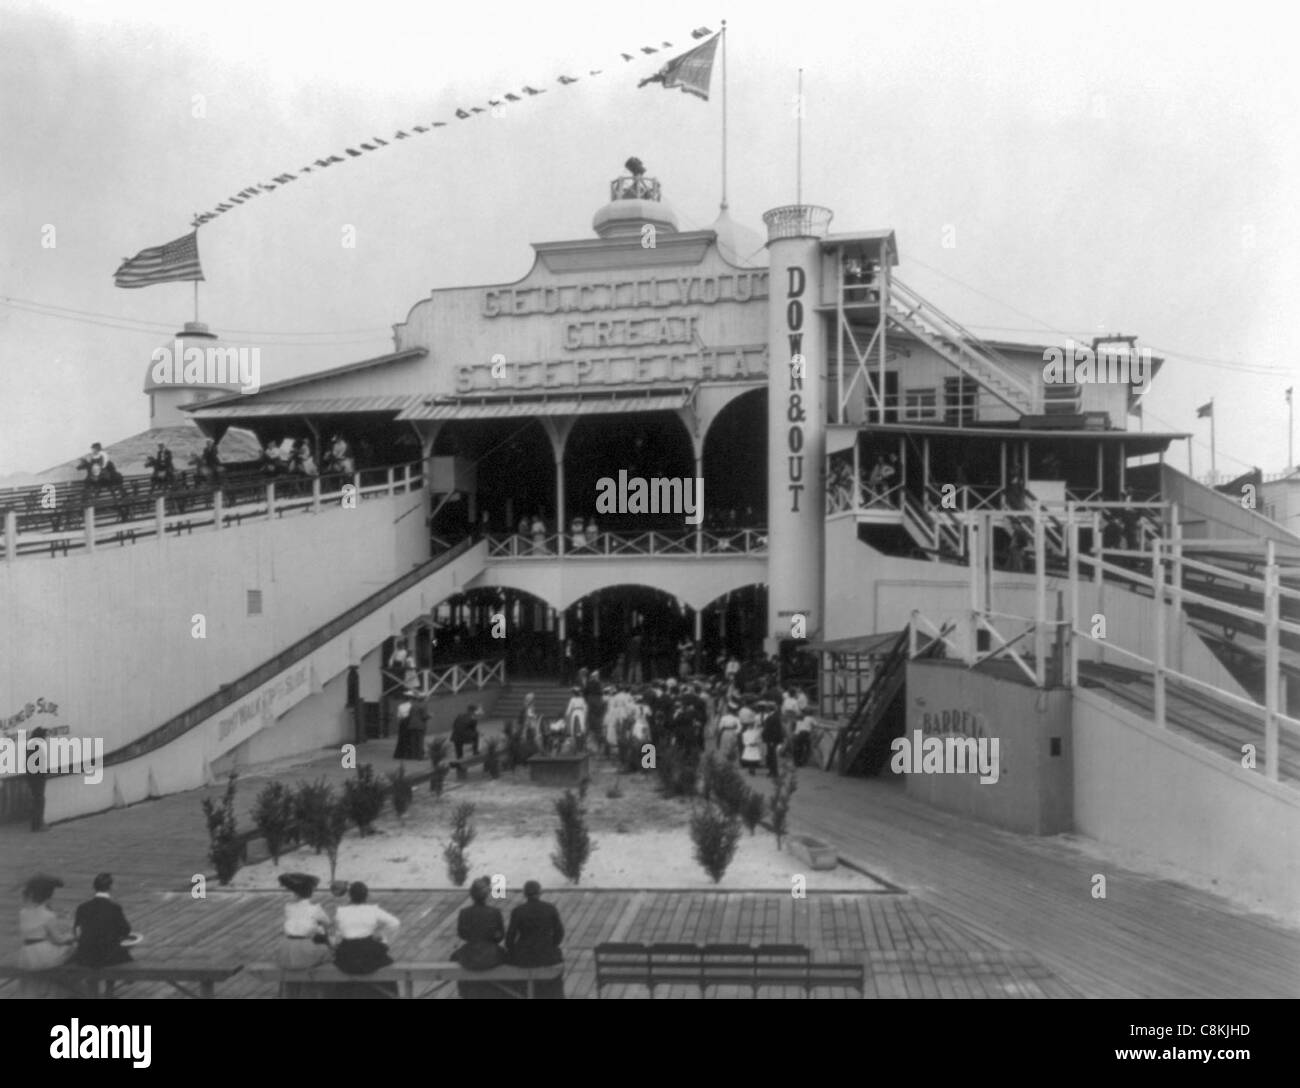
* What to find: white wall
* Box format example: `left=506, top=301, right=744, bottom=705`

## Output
left=1073, top=687, right=1300, bottom=922
left=0, top=487, right=429, bottom=758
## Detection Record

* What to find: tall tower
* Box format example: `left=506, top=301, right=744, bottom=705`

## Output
left=763, top=204, right=832, bottom=651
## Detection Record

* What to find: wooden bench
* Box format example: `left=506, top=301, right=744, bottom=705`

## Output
left=248, top=961, right=563, bottom=999
left=594, top=942, right=865, bottom=998
left=0, top=962, right=242, bottom=999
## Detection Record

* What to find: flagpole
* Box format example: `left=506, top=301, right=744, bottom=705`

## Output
left=1210, top=398, right=1216, bottom=484
left=796, top=68, right=803, bottom=207
left=720, top=20, right=728, bottom=211
left=191, top=213, right=201, bottom=325
left=1289, top=388, right=1294, bottom=469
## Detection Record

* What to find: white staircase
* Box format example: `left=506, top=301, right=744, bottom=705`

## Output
left=888, top=277, right=1039, bottom=415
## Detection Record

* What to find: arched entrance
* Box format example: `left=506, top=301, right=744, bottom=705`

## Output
left=703, top=388, right=767, bottom=529
left=429, top=586, right=559, bottom=677
left=565, top=584, right=686, bottom=683
left=699, top=583, right=768, bottom=668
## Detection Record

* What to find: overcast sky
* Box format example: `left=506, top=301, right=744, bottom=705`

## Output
left=2, top=0, right=1297, bottom=478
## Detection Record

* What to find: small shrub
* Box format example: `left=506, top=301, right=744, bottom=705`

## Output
left=428, top=738, right=450, bottom=797
left=201, top=772, right=241, bottom=885
left=250, top=779, right=294, bottom=866
left=443, top=801, right=476, bottom=886
left=770, top=758, right=798, bottom=849
left=343, top=763, right=388, bottom=836
left=484, top=739, right=501, bottom=779
left=551, top=788, right=593, bottom=885
left=321, top=794, right=351, bottom=884
left=708, top=756, right=749, bottom=819
left=690, top=802, right=741, bottom=884
left=656, top=745, right=699, bottom=800
left=293, top=779, right=333, bottom=855
left=389, top=765, right=413, bottom=822
left=741, top=790, right=766, bottom=835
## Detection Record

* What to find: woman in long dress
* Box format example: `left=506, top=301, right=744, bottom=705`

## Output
left=274, top=872, right=334, bottom=970
left=17, top=875, right=76, bottom=998
left=451, top=876, right=506, bottom=999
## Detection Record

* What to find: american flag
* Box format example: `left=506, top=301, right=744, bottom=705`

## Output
left=113, top=231, right=204, bottom=289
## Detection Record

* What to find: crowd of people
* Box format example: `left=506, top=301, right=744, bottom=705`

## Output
left=508, top=653, right=820, bottom=773
left=258, top=434, right=356, bottom=480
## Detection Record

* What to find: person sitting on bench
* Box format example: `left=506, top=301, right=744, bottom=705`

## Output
left=332, top=882, right=399, bottom=976
left=274, top=873, right=334, bottom=970
left=505, top=880, right=565, bottom=999
left=451, top=705, right=481, bottom=760
left=451, top=876, right=505, bottom=999
left=16, top=874, right=75, bottom=997
left=70, top=873, right=133, bottom=968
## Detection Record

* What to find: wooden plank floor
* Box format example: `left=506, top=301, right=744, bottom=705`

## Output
left=789, top=769, right=1300, bottom=998
left=2, top=743, right=1294, bottom=997
left=0, top=889, right=1077, bottom=999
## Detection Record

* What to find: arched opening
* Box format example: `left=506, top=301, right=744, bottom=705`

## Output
left=433, top=419, right=555, bottom=538
left=428, top=586, right=559, bottom=677
left=698, top=583, right=768, bottom=669
left=564, top=411, right=695, bottom=534
left=702, top=388, right=767, bottom=529
left=564, top=584, right=687, bottom=682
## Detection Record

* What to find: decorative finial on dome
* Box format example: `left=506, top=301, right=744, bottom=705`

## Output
left=625, top=156, right=645, bottom=178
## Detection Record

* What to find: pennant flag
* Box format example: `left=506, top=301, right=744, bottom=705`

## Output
left=178, top=25, right=703, bottom=229
left=1287, top=387, right=1293, bottom=405
left=1196, top=401, right=1214, bottom=418
left=114, top=231, right=204, bottom=289
left=638, top=33, right=719, bottom=99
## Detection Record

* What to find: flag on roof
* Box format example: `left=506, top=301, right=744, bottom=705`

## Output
left=1196, top=401, right=1214, bottom=418
left=114, top=231, right=204, bottom=289
left=638, top=33, right=719, bottom=100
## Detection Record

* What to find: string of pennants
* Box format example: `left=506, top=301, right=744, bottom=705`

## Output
left=191, top=26, right=715, bottom=227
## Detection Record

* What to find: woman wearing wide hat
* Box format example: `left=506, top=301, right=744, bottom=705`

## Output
left=451, top=875, right=506, bottom=998
left=16, top=874, right=76, bottom=997
left=274, top=872, right=334, bottom=971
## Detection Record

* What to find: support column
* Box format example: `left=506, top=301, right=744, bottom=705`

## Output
left=4, top=509, right=16, bottom=562
left=1265, top=540, right=1280, bottom=781
left=1152, top=540, right=1166, bottom=728
left=155, top=497, right=166, bottom=544
left=762, top=204, right=829, bottom=652
left=1034, top=503, right=1047, bottom=687
left=84, top=506, right=95, bottom=553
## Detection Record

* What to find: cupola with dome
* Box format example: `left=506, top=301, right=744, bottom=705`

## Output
left=143, top=321, right=247, bottom=426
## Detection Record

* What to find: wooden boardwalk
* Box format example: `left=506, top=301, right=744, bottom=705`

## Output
left=2, top=744, right=1296, bottom=998
left=0, top=889, right=1077, bottom=999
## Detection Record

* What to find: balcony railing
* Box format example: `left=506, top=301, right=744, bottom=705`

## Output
left=416, top=657, right=506, bottom=698
left=763, top=204, right=833, bottom=240
left=485, top=527, right=769, bottom=559
left=0, top=461, right=426, bottom=562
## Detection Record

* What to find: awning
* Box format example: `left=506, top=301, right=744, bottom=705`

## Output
left=187, top=395, right=416, bottom=419
left=398, top=390, right=691, bottom=422
left=804, top=630, right=905, bottom=656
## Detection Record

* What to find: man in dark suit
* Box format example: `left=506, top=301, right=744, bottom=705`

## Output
left=505, top=880, right=565, bottom=998
left=71, top=873, right=133, bottom=967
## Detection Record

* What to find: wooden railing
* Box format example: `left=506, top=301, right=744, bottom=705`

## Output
left=485, top=528, right=768, bottom=559
left=0, top=461, right=425, bottom=562
left=416, top=658, right=506, bottom=697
